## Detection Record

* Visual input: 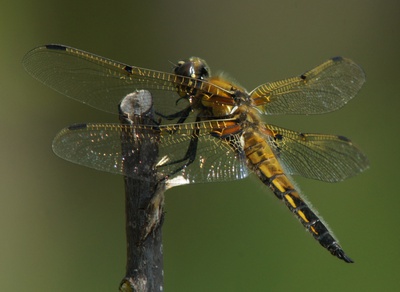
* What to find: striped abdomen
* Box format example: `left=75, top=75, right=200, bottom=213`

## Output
left=243, top=128, right=353, bottom=263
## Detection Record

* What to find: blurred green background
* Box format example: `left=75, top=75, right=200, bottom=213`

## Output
left=1, top=0, right=399, bottom=291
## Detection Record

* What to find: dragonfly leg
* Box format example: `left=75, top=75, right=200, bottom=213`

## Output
left=155, top=105, right=192, bottom=124
left=161, top=127, right=200, bottom=179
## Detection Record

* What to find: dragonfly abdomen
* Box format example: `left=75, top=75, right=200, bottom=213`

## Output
left=243, top=129, right=353, bottom=263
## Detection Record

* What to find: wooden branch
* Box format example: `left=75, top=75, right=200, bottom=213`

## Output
left=118, top=91, right=165, bottom=292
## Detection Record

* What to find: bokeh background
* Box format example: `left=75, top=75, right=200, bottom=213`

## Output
left=2, top=0, right=399, bottom=291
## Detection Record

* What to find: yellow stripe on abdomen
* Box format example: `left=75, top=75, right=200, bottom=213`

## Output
left=243, top=128, right=353, bottom=263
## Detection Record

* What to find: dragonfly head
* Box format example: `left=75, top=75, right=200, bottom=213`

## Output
left=174, top=57, right=210, bottom=80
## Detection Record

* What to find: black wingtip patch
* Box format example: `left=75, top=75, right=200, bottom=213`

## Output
left=68, top=123, right=87, bottom=130
left=45, top=44, right=67, bottom=51
left=331, top=56, right=344, bottom=62
left=337, top=135, right=351, bottom=142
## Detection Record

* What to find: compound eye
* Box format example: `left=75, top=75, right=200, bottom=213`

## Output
left=200, top=65, right=209, bottom=79
left=174, top=57, right=210, bottom=80
left=174, top=61, right=192, bottom=77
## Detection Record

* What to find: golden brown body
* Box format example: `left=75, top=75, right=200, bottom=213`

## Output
left=23, top=45, right=368, bottom=263
left=188, top=74, right=354, bottom=262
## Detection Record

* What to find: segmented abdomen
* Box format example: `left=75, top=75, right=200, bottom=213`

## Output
left=243, top=128, right=353, bottom=263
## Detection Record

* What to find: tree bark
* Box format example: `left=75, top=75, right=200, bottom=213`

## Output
left=118, top=91, right=165, bottom=292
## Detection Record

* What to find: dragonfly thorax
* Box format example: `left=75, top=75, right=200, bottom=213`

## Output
left=197, top=75, right=250, bottom=117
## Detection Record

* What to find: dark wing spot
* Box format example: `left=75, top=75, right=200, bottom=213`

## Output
left=45, top=44, right=66, bottom=51
left=298, top=133, right=306, bottom=140
left=337, top=135, right=351, bottom=142
left=124, top=65, right=133, bottom=74
left=331, top=56, right=344, bottom=62
left=68, top=123, right=87, bottom=131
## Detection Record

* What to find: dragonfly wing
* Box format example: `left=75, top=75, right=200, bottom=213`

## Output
left=52, top=122, right=249, bottom=186
left=265, top=124, right=369, bottom=182
left=22, top=44, right=224, bottom=121
left=250, top=57, right=365, bottom=115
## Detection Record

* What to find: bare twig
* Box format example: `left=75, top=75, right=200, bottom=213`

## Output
left=118, top=91, right=165, bottom=292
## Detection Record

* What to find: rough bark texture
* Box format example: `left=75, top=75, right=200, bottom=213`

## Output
left=118, top=92, right=165, bottom=292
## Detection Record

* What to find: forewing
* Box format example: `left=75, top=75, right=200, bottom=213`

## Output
left=52, top=122, right=248, bottom=187
left=266, top=124, right=369, bottom=182
left=22, top=44, right=226, bottom=121
left=250, top=57, right=365, bottom=115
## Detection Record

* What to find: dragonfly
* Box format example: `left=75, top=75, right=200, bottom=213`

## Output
left=23, top=44, right=368, bottom=263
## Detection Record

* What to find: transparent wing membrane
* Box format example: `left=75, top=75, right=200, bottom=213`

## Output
left=265, top=124, right=369, bottom=182
left=52, top=121, right=249, bottom=186
left=250, top=57, right=366, bottom=115
left=22, top=44, right=229, bottom=122
left=24, top=45, right=368, bottom=185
